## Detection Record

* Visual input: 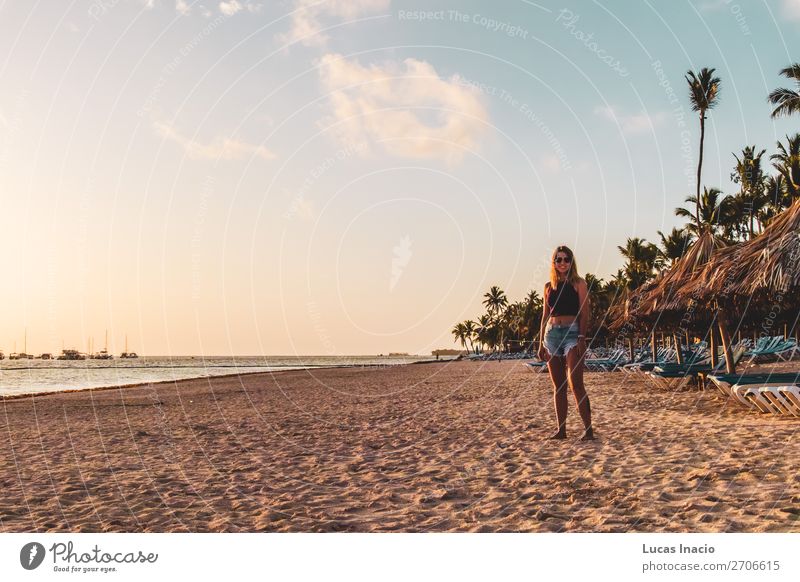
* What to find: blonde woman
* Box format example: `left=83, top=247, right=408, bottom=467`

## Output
left=537, top=246, right=595, bottom=441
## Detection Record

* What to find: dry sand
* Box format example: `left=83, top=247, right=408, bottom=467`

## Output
left=1, top=359, right=799, bottom=532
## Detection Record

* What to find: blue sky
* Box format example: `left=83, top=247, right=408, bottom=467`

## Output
left=0, top=0, right=798, bottom=355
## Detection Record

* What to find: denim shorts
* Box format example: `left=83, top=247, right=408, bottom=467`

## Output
left=543, top=321, right=580, bottom=358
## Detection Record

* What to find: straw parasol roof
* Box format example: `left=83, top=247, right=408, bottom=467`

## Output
left=606, top=230, right=727, bottom=331
left=639, top=230, right=728, bottom=314
left=679, top=197, right=800, bottom=303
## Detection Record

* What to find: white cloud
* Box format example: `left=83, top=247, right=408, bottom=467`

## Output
left=783, top=0, right=800, bottom=19
left=318, top=54, right=489, bottom=163
left=145, top=0, right=259, bottom=16
left=219, top=1, right=242, bottom=15
left=278, top=0, right=390, bottom=47
left=154, top=121, right=275, bottom=161
left=594, top=105, right=667, bottom=135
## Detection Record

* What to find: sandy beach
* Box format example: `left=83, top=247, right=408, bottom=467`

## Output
left=1, top=360, right=799, bottom=533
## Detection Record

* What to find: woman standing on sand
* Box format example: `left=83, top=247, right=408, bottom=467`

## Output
left=537, top=245, right=595, bottom=441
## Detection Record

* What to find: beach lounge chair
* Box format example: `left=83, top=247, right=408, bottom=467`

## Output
left=746, top=337, right=798, bottom=363
left=621, top=347, right=679, bottom=377
left=584, top=349, right=626, bottom=371
left=706, top=372, right=800, bottom=398
left=525, top=361, right=548, bottom=374
left=737, top=386, right=781, bottom=413
left=706, top=372, right=800, bottom=414
left=629, top=341, right=709, bottom=375
left=776, top=386, right=800, bottom=417
left=732, top=384, right=799, bottom=415
left=758, top=386, right=800, bottom=416
left=647, top=345, right=746, bottom=391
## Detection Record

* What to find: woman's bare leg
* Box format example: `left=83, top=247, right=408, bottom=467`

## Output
left=547, top=356, right=569, bottom=438
left=566, top=346, right=594, bottom=440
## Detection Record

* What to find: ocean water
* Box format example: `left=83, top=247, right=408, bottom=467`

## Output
left=0, top=355, right=450, bottom=397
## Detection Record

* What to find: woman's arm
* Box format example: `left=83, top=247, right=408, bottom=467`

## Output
left=577, top=279, right=591, bottom=338
left=539, top=284, right=551, bottom=339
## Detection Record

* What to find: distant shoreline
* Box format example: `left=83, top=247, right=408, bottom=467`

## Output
left=0, top=357, right=451, bottom=400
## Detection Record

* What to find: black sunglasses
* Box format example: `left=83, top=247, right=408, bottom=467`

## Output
left=554, top=256, right=572, bottom=264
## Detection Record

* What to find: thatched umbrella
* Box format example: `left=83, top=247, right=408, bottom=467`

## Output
left=681, top=198, right=800, bottom=300
left=608, top=230, right=728, bottom=365
left=675, top=198, right=800, bottom=372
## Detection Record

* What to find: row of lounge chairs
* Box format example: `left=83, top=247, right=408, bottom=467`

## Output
left=524, top=335, right=797, bottom=375
left=643, top=344, right=748, bottom=391
left=641, top=344, right=800, bottom=418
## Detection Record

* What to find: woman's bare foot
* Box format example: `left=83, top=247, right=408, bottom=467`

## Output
left=548, top=430, right=567, bottom=440
left=580, top=427, right=595, bottom=441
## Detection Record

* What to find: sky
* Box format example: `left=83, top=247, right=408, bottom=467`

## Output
left=0, top=0, right=798, bottom=356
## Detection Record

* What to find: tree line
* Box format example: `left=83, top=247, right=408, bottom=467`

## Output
left=453, top=64, right=800, bottom=355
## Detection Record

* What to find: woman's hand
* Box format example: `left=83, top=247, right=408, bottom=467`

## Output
left=537, top=345, right=549, bottom=362
left=576, top=336, right=587, bottom=361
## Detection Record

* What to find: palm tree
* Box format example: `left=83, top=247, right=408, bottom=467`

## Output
left=731, top=146, right=767, bottom=238
left=617, top=237, right=659, bottom=290
left=768, top=63, right=800, bottom=118
left=482, top=286, right=508, bottom=320
left=763, top=175, right=792, bottom=222
left=475, top=314, right=499, bottom=354
left=520, top=290, right=543, bottom=351
left=584, top=272, right=607, bottom=336
left=771, top=133, right=800, bottom=199
left=675, top=187, right=728, bottom=237
left=462, top=320, right=478, bottom=354
left=656, top=227, right=693, bottom=267
left=719, top=192, right=750, bottom=242
left=501, top=301, right=527, bottom=352
left=605, top=269, right=628, bottom=303
left=451, top=322, right=468, bottom=353
left=686, top=68, right=722, bottom=229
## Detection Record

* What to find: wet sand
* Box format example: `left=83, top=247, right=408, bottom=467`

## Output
left=1, top=359, right=799, bottom=532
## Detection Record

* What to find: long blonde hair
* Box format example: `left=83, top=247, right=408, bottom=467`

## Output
left=549, top=245, right=580, bottom=289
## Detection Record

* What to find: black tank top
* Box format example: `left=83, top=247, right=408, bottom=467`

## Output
left=548, top=280, right=580, bottom=316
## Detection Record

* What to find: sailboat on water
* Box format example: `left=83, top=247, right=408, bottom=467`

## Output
left=93, top=330, right=114, bottom=360
left=120, top=335, right=138, bottom=359
left=10, top=331, right=33, bottom=359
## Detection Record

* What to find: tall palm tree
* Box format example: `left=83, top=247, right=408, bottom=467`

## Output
left=656, top=227, right=693, bottom=267
left=731, top=145, right=767, bottom=238
left=771, top=133, right=800, bottom=199
left=675, top=187, right=728, bottom=237
left=768, top=63, right=800, bottom=118
left=686, top=68, right=722, bottom=229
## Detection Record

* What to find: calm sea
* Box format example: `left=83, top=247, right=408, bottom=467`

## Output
left=0, top=355, right=451, bottom=397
